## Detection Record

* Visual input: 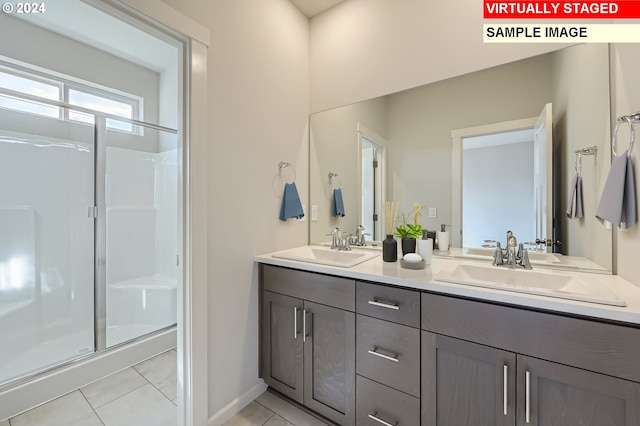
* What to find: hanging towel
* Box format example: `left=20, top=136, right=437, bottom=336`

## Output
left=279, top=182, right=304, bottom=221
left=596, top=150, right=637, bottom=228
left=566, top=174, right=584, bottom=219
left=332, top=188, right=346, bottom=217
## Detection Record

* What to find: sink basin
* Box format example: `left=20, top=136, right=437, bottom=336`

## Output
left=272, top=246, right=380, bottom=268
left=435, top=263, right=625, bottom=306
left=465, top=247, right=560, bottom=263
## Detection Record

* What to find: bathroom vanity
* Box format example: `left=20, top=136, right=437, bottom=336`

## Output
left=256, top=248, right=640, bottom=426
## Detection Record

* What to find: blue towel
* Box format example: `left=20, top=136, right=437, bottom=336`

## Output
left=332, top=188, right=345, bottom=217
left=279, top=182, right=304, bottom=221
left=596, top=150, right=637, bottom=228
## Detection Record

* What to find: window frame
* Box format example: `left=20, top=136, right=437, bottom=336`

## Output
left=0, top=59, right=144, bottom=134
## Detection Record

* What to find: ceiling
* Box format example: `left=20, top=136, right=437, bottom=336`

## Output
left=290, top=0, right=345, bottom=18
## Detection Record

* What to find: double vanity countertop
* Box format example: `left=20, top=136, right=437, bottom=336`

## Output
left=255, top=245, right=640, bottom=326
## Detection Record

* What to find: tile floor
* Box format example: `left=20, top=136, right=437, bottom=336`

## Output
left=2, top=349, right=329, bottom=426
left=4, top=349, right=178, bottom=426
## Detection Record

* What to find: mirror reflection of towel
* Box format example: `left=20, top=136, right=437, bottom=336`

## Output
left=332, top=188, right=345, bottom=217
left=566, top=174, right=584, bottom=219
left=596, top=150, right=637, bottom=228
left=279, top=182, right=304, bottom=221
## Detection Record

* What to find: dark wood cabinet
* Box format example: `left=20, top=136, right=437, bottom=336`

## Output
left=259, top=262, right=640, bottom=426
left=260, top=265, right=356, bottom=425
left=518, top=355, right=640, bottom=426
left=422, top=331, right=516, bottom=426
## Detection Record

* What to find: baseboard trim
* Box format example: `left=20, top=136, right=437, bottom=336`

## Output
left=207, top=381, right=268, bottom=426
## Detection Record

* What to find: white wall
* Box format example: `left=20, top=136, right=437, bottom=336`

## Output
left=552, top=44, right=612, bottom=269
left=611, top=44, right=640, bottom=283
left=309, top=0, right=570, bottom=113
left=159, top=0, right=309, bottom=422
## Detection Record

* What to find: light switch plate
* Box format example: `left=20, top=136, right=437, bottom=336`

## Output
left=311, top=205, right=318, bottom=221
left=428, top=207, right=437, bottom=218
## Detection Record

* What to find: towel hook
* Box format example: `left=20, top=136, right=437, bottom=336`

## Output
left=613, top=115, right=635, bottom=157
left=278, top=161, right=296, bottom=183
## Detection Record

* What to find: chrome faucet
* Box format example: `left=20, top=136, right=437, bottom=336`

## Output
left=350, top=225, right=370, bottom=247
left=492, top=230, right=532, bottom=269
left=328, top=227, right=351, bottom=251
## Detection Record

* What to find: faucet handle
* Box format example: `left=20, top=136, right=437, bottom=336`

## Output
left=492, top=245, right=504, bottom=266
left=519, top=249, right=533, bottom=270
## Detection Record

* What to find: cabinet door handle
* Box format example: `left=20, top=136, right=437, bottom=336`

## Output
left=293, top=307, right=298, bottom=339
left=368, top=348, right=399, bottom=363
left=503, top=364, right=508, bottom=415
left=303, top=309, right=307, bottom=343
left=368, top=412, right=397, bottom=426
left=368, top=300, right=400, bottom=310
left=525, top=370, right=531, bottom=423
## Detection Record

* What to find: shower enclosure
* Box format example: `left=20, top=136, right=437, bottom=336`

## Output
left=0, top=91, right=178, bottom=387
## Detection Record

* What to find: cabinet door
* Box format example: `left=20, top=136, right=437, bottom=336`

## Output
left=304, top=301, right=356, bottom=425
left=262, top=291, right=304, bottom=403
left=422, top=331, right=516, bottom=426
left=518, top=355, right=640, bottom=426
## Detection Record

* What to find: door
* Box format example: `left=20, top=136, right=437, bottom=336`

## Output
left=422, top=332, right=516, bottom=426
left=303, top=300, right=355, bottom=425
left=518, top=355, right=640, bottom=426
left=262, top=291, right=304, bottom=403
left=533, top=103, right=553, bottom=251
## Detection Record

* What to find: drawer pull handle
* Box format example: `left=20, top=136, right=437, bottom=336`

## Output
left=368, top=300, right=400, bottom=310
left=525, top=370, right=531, bottom=423
left=368, top=348, right=399, bottom=363
left=503, top=364, right=508, bottom=415
left=368, top=412, right=397, bottom=426
left=293, top=307, right=298, bottom=339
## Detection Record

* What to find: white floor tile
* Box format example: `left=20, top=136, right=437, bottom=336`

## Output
left=223, top=401, right=274, bottom=426
left=81, top=367, right=147, bottom=409
left=134, top=350, right=177, bottom=400
left=264, top=414, right=294, bottom=426
left=10, top=391, right=103, bottom=426
left=96, top=383, right=176, bottom=426
left=256, top=391, right=328, bottom=426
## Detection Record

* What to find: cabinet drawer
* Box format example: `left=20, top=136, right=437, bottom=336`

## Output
left=261, top=264, right=355, bottom=311
left=356, top=281, right=420, bottom=327
left=422, top=292, right=640, bottom=382
left=356, top=315, right=420, bottom=397
left=356, top=375, right=420, bottom=426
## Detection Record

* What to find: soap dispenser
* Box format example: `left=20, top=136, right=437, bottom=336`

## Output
left=437, top=224, right=450, bottom=252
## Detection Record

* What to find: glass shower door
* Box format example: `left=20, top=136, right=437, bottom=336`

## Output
left=103, top=121, right=178, bottom=347
left=0, top=99, right=95, bottom=385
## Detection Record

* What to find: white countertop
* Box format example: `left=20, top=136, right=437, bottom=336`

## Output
left=255, top=245, right=640, bottom=325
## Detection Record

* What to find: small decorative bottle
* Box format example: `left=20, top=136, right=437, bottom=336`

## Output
left=382, top=235, right=398, bottom=262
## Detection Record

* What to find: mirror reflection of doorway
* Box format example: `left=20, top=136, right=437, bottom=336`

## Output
left=358, top=125, right=387, bottom=242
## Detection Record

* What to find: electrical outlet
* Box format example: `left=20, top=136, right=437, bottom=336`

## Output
left=428, top=207, right=437, bottom=218
left=311, top=205, right=318, bottom=221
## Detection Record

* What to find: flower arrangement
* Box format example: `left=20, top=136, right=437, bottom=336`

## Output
left=394, top=202, right=424, bottom=239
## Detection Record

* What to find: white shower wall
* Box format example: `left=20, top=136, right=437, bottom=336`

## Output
left=106, top=145, right=178, bottom=347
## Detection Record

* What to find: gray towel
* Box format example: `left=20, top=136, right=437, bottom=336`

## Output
left=566, top=174, right=584, bottom=219
left=279, top=182, right=304, bottom=221
left=596, top=150, right=637, bottom=228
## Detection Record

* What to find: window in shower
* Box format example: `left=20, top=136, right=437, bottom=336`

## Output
left=0, top=64, right=143, bottom=133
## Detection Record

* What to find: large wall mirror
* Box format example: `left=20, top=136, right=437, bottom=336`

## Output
left=309, top=44, right=613, bottom=273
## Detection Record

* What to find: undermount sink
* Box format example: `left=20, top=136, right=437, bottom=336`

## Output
left=465, top=247, right=560, bottom=263
left=435, top=263, right=625, bottom=307
left=272, top=246, right=379, bottom=268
